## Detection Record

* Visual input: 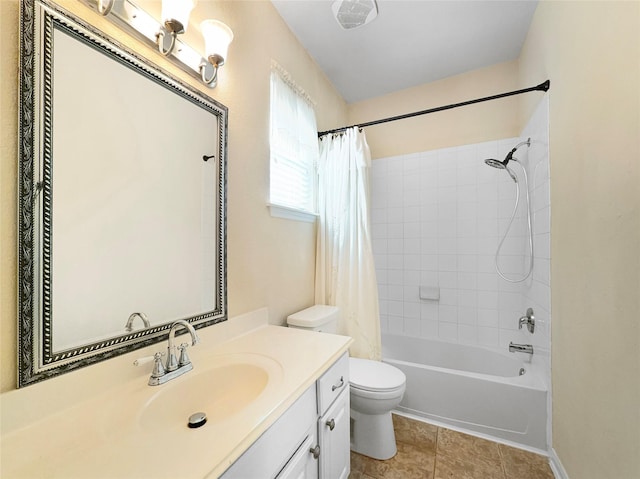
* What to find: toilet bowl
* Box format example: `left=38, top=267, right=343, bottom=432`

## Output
left=349, top=357, right=406, bottom=459
left=287, top=305, right=406, bottom=460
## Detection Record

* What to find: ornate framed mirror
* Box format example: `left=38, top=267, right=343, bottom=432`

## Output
left=18, top=0, right=228, bottom=386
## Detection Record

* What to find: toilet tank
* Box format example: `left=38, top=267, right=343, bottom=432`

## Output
left=286, top=305, right=339, bottom=333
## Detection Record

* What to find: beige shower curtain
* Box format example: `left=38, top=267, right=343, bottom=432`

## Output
left=315, top=127, right=381, bottom=360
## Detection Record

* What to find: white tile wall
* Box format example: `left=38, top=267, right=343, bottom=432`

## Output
left=519, top=96, right=551, bottom=381
left=372, top=97, right=551, bottom=368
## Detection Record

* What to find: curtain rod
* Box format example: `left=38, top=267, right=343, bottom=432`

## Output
left=318, top=80, right=550, bottom=138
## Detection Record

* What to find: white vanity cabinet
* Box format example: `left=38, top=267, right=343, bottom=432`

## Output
left=220, top=353, right=350, bottom=479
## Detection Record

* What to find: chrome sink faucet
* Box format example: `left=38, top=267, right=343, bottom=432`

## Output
left=145, top=320, right=200, bottom=386
left=125, top=312, right=150, bottom=332
left=166, top=320, right=200, bottom=371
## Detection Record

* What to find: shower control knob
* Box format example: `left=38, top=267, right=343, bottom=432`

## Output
left=518, top=308, right=535, bottom=334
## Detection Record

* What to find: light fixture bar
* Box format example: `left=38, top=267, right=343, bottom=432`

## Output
left=84, top=0, right=217, bottom=87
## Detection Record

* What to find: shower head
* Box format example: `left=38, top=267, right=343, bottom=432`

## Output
left=485, top=148, right=517, bottom=169
left=485, top=158, right=518, bottom=182
left=483, top=138, right=531, bottom=183
left=484, top=158, right=506, bottom=169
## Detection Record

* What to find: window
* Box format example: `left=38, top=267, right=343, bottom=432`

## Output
left=269, top=68, right=319, bottom=221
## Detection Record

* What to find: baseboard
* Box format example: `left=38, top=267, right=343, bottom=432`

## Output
left=549, top=448, right=570, bottom=479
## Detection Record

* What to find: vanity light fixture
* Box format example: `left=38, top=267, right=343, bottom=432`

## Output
left=156, top=0, right=197, bottom=56
left=199, top=19, right=234, bottom=87
left=97, top=0, right=114, bottom=16
left=89, top=0, right=232, bottom=89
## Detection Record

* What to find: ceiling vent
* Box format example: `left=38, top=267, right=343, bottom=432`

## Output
left=331, top=0, right=378, bottom=30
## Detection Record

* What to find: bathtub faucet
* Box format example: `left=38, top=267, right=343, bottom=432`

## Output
left=509, top=342, right=533, bottom=355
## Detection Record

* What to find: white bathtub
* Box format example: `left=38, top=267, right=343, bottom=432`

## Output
left=382, top=333, right=547, bottom=451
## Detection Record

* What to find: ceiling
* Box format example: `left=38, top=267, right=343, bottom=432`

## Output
left=271, top=1, right=539, bottom=104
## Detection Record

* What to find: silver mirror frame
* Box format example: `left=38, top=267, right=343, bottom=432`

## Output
left=18, top=0, right=228, bottom=387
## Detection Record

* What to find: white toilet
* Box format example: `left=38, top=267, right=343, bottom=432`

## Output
left=287, top=305, right=406, bottom=460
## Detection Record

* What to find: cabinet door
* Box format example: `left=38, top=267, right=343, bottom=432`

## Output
left=318, top=389, right=350, bottom=479
left=277, top=432, right=319, bottom=479
left=221, top=386, right=316, bottom=479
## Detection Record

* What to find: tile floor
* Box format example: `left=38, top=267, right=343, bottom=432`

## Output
left=349, top=414, right=555, bottom=479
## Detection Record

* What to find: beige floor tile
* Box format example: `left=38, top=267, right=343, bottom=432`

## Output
left=363, top=441, right=435, bottom=479
left=351, top=417, right=553, bottom=479
left=434, top=449, right=506, bottom=479
left=351, top=451, right=369, bottom=473
left=498, top=444, right=555, bottom=479
left=393, top=414, right=438, bottom=452
left=348, top=470, right=377, bottom=479
left=437, top=427, right=502, bottom=463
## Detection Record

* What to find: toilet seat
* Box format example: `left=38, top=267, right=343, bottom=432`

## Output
left=349, top=358, right=406, bottom=393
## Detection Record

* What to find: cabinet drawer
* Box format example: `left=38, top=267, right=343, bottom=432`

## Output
left=316, top=352, right=349, bottom=414
left=276, top=432, right=318, bottom=479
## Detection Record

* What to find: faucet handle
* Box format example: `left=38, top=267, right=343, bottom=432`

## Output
left=518, top=307, right=535, bottom=333
left=133, top=355, right=155, bottom=367
left=134, top=351, right=164, bottom=367
left=178, top=343, right=192, bottom=367
left=150, top=352, right=166, bottom=378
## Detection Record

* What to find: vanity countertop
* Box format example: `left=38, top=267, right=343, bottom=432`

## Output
left=0, top=310, right=352, bottom=478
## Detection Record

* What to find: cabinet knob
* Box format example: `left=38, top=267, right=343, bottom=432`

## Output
left=326, top=418, right=336, bottom=431
left=309, top=445, right=321, bottom=459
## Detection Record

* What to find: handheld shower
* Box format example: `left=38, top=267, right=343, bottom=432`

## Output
left=485, top=159, right=518, bottom=182
left=483, top=138, right=534, bottom=283
left=484, top=138, right=530, bottom=182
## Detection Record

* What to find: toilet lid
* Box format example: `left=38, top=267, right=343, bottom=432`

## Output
left=349, top=358, right=406, bottom=392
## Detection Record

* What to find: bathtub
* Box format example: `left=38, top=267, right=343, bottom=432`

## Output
left=382, top=333, right=547, bottom=451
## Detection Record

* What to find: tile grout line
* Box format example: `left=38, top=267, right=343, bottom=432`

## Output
left=497, top=443, right=508, bottom=479
left=498, top=444, right=509, bottom=479
left=432, top=426, right=440, bottom=479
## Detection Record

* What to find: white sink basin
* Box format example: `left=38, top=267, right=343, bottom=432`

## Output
left=100, top=353, right=284, bottom=438
left=139, top=362, right=271, bottom=433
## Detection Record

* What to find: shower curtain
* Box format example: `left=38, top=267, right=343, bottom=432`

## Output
left=315, top=127, right=381, bottom=360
